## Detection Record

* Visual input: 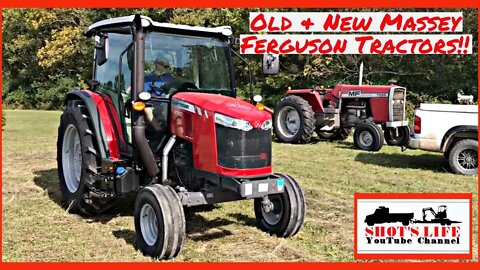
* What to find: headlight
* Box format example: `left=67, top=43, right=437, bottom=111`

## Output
left=214, top=113, right=253, bottom=132
left=261, top=119, right=272, bottom=130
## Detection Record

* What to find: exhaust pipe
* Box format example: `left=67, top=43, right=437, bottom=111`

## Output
left=358, top=61, right=364, bottom=85
left=133, top=114, right=159, bottom=177
left=162, top=135, right=177, bottom=182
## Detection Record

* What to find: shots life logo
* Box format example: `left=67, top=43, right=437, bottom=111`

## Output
left=354, top=194, right=472, bottom=259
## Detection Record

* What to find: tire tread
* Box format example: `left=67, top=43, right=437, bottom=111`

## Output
left=274, top=95, right=315, bottom=143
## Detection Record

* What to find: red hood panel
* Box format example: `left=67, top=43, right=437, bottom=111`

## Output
left=335, top=84, right=396, bottom=93
left=172, top=92, right=271, bottom=124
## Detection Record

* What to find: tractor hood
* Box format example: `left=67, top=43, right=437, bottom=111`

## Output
left=172, top=92, right=271, bottom=126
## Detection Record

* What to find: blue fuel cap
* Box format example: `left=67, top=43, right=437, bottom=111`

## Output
left=115, top=167, right=126, bottom=175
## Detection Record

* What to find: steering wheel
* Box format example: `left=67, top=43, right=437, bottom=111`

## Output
left=148, top=73, right=174, bottom=96
left=177, top=82, right=198, bottom=91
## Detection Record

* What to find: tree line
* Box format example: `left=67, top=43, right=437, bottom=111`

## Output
left=2, top=8, right=478, bottom=117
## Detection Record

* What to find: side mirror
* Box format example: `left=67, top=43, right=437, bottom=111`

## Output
left=263, top=54, right=279, bottom=75
left=127, top=46, right=134, bottom=71
left=95, top=34, right=109, bottom=66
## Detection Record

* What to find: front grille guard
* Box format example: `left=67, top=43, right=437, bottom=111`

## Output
left=389, top=87, right=406, bottom=122
left=215, top=124, right=272, bottom=169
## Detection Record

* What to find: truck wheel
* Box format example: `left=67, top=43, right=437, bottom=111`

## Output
left=317, top=127, right=351, bottom=141
left=135, top=184, right=186, bottom=259
left=384, top=126, right=410, bottom=146
left=57, top=100, right=115, bottom=215
left=254, top=174, right=306, bottom=237
left=402, top=220, right=409, bottom=226
left=353, top=122, right=384, bottom=151
left=273, top=96, right=315, bottom=143
left=448, top=139, right=478, bottom=175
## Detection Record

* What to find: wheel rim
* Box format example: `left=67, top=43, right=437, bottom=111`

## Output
left=359, top=130, right=373, bottom=147
left=457, top=148, right=478, bottom=170
left=277, top=106, right=301, bottom=138
left=62, top=124, right=82, bottom=193
left=261, top=195, right=284, bottom=226
left=140, top=203, right=158, bottom=246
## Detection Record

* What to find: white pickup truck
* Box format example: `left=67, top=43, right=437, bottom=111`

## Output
left=409, top=104, right=478, bottom=175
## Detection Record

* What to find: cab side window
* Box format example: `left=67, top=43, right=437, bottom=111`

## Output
left=95, top=33, right=133, bottom=147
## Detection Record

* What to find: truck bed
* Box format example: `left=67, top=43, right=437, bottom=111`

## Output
left=419, top=104, right=478, bottom=113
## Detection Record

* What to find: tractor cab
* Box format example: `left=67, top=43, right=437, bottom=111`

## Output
left=86, top=15, right=235, bottom=152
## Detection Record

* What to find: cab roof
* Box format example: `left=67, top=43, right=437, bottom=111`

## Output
left=84, top=14, right=232, bottom=37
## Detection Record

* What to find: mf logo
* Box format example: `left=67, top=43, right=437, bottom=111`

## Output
left=348, top=90, right=362, bottom=97
left=354, top=193, right=472, bottom=260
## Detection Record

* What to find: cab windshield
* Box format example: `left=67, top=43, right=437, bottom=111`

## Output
left=144, top=32, right=231, bottom=96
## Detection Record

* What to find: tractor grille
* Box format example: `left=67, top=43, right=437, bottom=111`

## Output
left=392, top=88, right=406, bottom=121
left=216, top=124, right=271, bottom=169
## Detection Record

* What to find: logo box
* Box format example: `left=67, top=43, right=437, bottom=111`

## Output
left=354, top=193, right=472, bottom=260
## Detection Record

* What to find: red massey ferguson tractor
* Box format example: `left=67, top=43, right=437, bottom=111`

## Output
left=56, top=15, right=305, bottom=259
left=273, top=83, right=410, bottom=151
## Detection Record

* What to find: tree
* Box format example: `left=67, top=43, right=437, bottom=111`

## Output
left=2, top=8, right=477, bottom=110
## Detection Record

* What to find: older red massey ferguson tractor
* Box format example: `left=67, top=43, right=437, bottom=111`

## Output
left=56, top=15, right=305, bottom=259
left=273, top=82, right=410, bottom=151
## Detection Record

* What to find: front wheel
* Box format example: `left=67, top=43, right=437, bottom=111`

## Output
left=254, top=174, right=306, bottom=237
left=448, top=139, right=478, bottom=175
left=353, top=122, right=384, bottom=151
left=384, top=126, right=410, bottom=146
left=134, top=184, right=186, bottom=259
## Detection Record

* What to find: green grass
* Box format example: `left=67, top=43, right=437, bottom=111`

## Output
left=2, top=110, right=478, bottom=262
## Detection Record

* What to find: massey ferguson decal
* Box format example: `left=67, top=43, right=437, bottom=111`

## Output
left=341, top=90, right=389, bottom=98
left=354, top=193, right=472, bottom=259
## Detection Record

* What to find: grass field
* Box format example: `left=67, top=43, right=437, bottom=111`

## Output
left=2, top=110, right=478, bottom=262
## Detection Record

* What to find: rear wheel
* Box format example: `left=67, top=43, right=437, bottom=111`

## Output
left=448, top=139, right=478, bottom=175
left=57, top=100, right=115, bottom=214
left=273, top=96, right=315, bottom=143
left=353, top=122, right=384, bottom=151
left=317, top=127, right=351, bottom=141
left=384, top=126, right=410, bottom=146
left=134, top=184, right=186, bottom=259
left=254, top=174, right=306, bottom=237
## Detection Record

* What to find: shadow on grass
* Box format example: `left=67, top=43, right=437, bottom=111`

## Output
left=355, top=152, right=449, bottom=172
left=112, top=209, right=236, bottom=247
left=33, top=168, right=63, bottom=206
left=228, top=213, right=257, bottom=226
left=33, top=169, right=245, bottom=248
left=33, top=168, right=134, bottom=224
left=332, top=140, right=356, bottom=149
left=112, top=229, right=137, bottom=247
left=184, top=209, right=235, bottom=241
left=273, top=136, right=325, bottom=145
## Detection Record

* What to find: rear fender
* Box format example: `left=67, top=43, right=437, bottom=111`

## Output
left=441, top=125, right=478, bottom=152
left=286, top=89, right=324, bottom=112
left=65, top=89, right=121, bottom=159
